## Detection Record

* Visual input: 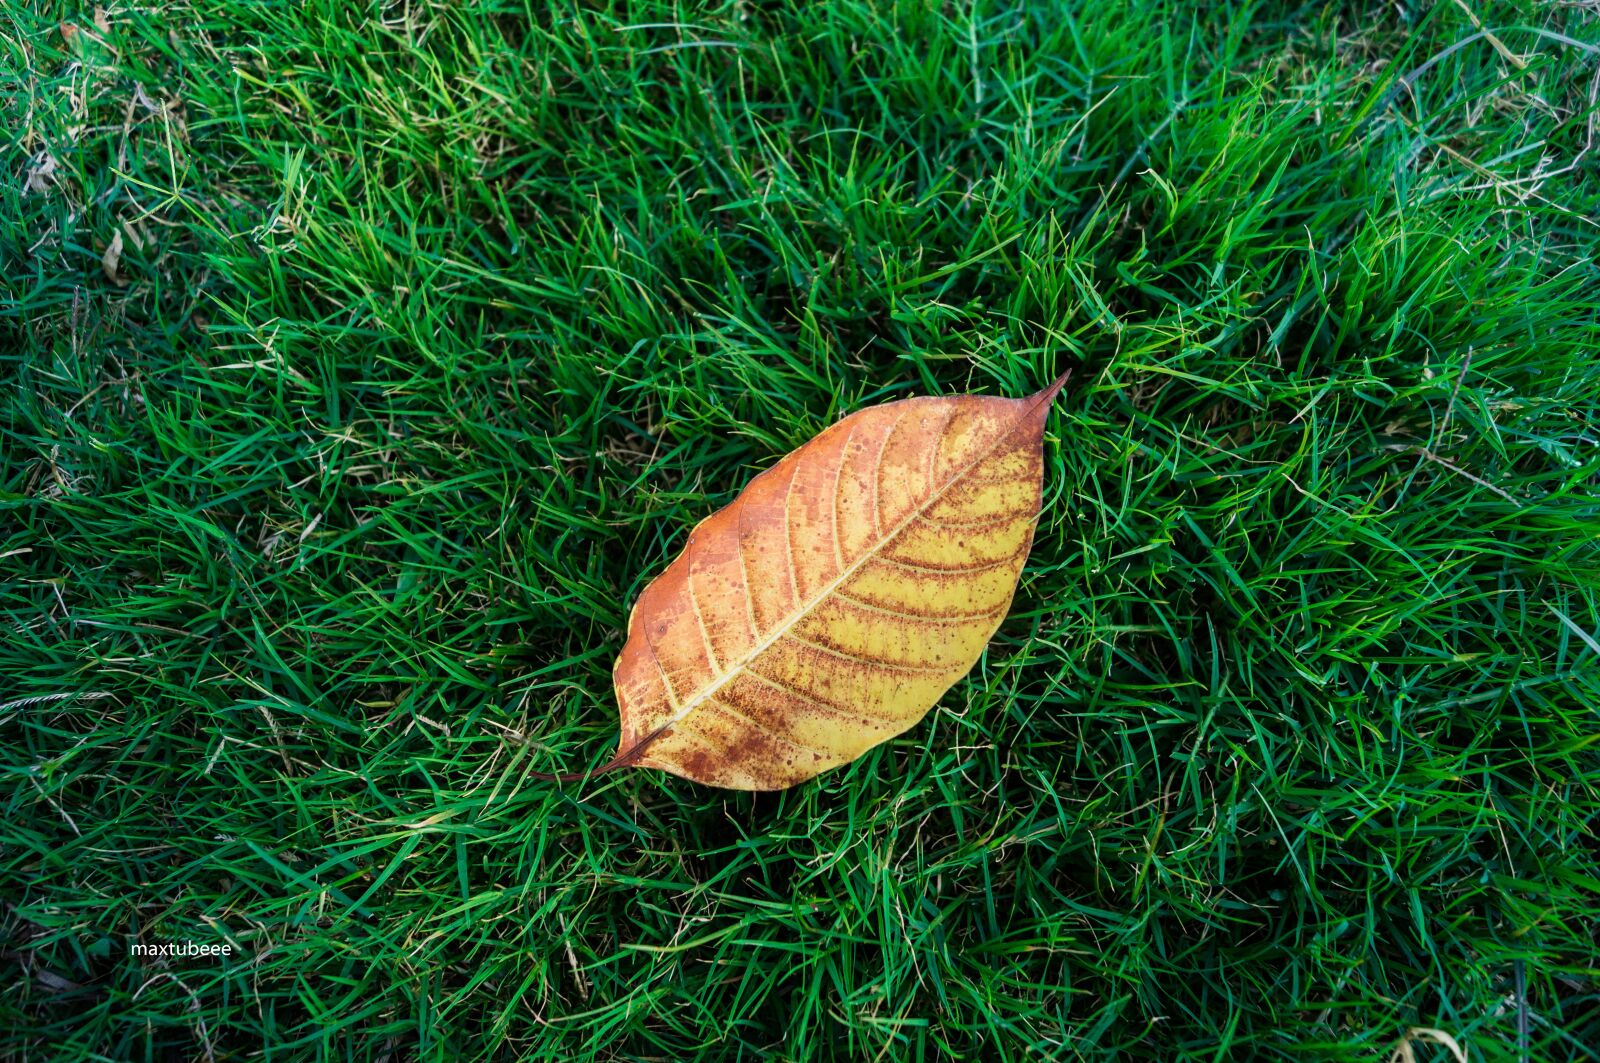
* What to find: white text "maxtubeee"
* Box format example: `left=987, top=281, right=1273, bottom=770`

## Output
left=130, top=942, right=234, bottom=957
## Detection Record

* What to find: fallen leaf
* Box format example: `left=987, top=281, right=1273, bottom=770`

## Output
left=35, top=969, right=81, bottom=992
left=23, top=150, right=58, bottom=196
left=538, top=373, right=1069, bottom=790
left=101, top=229, right=126, bottom=286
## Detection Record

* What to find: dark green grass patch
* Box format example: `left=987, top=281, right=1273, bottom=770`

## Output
left=3, top=0, right=1599, bottom=1059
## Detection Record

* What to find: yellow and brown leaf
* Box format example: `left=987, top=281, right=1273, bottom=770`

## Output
left=539, top=373, right=1069, bottom=790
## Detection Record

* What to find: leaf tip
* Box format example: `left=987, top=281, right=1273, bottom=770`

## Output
left=1035, top=370, right=1071, bottom=406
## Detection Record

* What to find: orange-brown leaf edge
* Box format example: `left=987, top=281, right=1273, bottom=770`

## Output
left=536, top=371, right=1071, bottom=789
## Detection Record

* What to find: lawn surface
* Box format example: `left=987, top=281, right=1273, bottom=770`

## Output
left=4, top=1, right=1600, bottom=1059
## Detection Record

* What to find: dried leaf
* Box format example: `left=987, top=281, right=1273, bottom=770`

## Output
left=539, top=373, right=1069, bottom=790
left=101, top=229, right=126, bottom=286
left=36, top=969, right=81, bottom=993
left=22, top=150, right=59, bottom=197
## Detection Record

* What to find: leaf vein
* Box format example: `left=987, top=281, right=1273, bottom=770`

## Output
left=916, top=506, right=1037, bottom=530
left=870, top=406, right=912, bottom=541
left=833, top=589, right=1007, bottom=624
left=781, top=631, right=954, bottom=674
left=685, top=534, right=722, bottom=676
left=829, top=419, right=858, bottom=572
left=742, top=667, right=892, bottom=722
left=734, top=500, right=760, bottom=644
left=705, top=697, right=826, bottom=757
left=873, top=547, right=1026, bottom=575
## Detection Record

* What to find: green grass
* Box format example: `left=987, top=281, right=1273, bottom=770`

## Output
left=4, top=0, right=1600, bottom=1058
